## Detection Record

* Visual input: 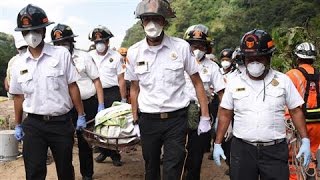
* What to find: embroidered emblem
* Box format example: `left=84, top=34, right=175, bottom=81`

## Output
left=271, top=79, right=279, bottom=86
left=170, top=51, right=178, bottom=60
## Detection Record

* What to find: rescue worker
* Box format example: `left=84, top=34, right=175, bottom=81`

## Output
left=51, top=23, right=105, bottom=180
left=118, top=47, right=131, bottom=103
left=286, top=42, right=320, bottom=179
left=213, top=29, right=311, bottom=180
left=218, top=48, right=239, bottom=175
left=232, top=47, right=245, bottom=73
left=4, top=33, right=28, bottom=99
left=183, top=24, right=225, bottom=180
left=125, top=1, right=211, bottom=179
left=88, top=25, right=125, bottom=166
left=10, top=4, right=86, bottom=180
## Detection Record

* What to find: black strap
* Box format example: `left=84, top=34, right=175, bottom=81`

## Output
left=296, top=67, right=320, bottom=110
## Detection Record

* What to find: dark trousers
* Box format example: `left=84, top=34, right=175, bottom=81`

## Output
left=185, top=130, right=211, bottom=180
left=99, top=86, right=122, bottom=159
left=230, top=137, right=289, bottom=180
left=222, top=138, right=232, bottom=166
left=71, top=95, right=98, bottom=177
left=22, top=113, right=74, bottom=180
left=139, top=108, right=188, bottom=180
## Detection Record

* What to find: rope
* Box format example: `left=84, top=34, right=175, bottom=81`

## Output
left=285, top=119, right=318, bottom=180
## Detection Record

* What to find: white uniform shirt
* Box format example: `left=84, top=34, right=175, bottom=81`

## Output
left=9, top=44, right=80, bottom=116
left=73, top=49, right=99, bottom=100
left=125, top=35, right=199, bottom=113
left=184, top=58, right=225, bottom=102
left=219, top=67, right=240, bottom=84
left=220, top=69, right=304, bottom=142
left=89, top=48, right=123, bottom=88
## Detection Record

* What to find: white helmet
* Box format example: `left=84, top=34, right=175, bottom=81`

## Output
left=13, top=32, right=27, bottom=49
left=294, top=42, right=316, bottom=60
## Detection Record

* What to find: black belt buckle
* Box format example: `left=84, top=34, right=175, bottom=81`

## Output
left=160, top=113, right=168, bottom=119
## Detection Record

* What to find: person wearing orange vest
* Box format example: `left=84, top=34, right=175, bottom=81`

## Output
left=286, top=42, right=320, bottom=179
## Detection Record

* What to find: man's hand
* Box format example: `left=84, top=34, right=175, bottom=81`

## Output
left=97, top=103, right=105, bottom=113
left=14, top=124, right=24, bottom=141
left=213, top=143, right=226, bottom=166
left=296, top=138, right=311, bottom=167
left=76, top=114, right=87, bottom=130
left=197, top=116, right=211, bottom=135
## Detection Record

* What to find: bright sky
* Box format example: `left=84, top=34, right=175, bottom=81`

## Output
left=0, top=0, right=141, bottom=50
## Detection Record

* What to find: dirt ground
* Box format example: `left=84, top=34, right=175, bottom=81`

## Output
left=0, top=99, right=229, bottom=180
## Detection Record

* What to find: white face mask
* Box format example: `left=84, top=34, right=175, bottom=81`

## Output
left=247, top=61, right=266, bottom=77
left=221, top=60, right=231, bottom=69
left=193, top=49, right=205, bottom=60
left=96, top=42, right=106, bottom=53
left=23, top=31, right=42, bottom=48
left=144, top=21, right=163, bottom=38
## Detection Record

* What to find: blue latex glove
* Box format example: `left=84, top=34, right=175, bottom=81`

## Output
left=97, top=103, right=105, bottom=113
left=14, top=124, right=24, bottom=141
left=296, top=138, right=311, bottom=167
left=213, top=143, right=226, bottom=166
left=76, top=114, right=87, bottom=130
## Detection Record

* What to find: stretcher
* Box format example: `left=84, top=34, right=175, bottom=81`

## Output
left=82, top=102, right=140, bottom=152
left=82, top=119, right=140, bottom=152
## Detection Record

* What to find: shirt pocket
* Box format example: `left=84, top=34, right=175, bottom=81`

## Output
left=135, top=67, right=152, bottom=87
left=164, top=62, right=184, bottom=84
left=233, top=90, right=250, bottom=111
left=265, top=88, right=285, bottom=109
left=45, top=69, right=64, bottom=90
left=17, top=74, right=33, bottom=94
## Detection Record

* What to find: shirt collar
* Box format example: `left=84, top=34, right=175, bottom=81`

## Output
left=141, top=34, right=170, bottom=53
left=25, top=43, right=53, bottom=61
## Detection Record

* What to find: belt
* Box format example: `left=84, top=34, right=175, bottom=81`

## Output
left=28, top=113, right=69, bottom=121
left=141, top=108, right=187, bottom=119
left=240, top=138, right=286, bottom=147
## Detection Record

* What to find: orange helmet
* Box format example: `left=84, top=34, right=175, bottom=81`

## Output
left=118, top=47, right=128, bottom=56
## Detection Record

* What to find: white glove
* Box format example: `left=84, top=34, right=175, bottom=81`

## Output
left=197, top=116, right=211, bottom=135
left=133, top=124, right=140, bottom=137
left=224, top=123, right=233, bottom=141
left=121, top=98, right=127, bottom=103
left=213, top=143, right=226, bottom=166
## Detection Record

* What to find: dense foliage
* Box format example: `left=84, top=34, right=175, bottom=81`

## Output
left=121, top=0, right=320, bottom=72
left=0, top=33, right=16, bottom=96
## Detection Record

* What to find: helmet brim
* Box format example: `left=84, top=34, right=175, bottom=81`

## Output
left=51, top=35, right=78, bottom=43
left=15, top=21, right=54, bottom=31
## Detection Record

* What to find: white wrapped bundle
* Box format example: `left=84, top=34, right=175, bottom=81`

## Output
left=94, top=102, right=137, bottom=144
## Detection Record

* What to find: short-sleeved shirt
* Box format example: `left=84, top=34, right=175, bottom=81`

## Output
left=220, top=69, right=304, bottom=142
left=219, top=67, right=241, bottom=84
left=73, top=49, right=99, bottom=100
left=89, top=48, right=123, bottom=88
left=125, top=35, right=199, bottom=113
left=9, top=43, right=80, bottom=116
left=184, top=57, right=225, bottom=102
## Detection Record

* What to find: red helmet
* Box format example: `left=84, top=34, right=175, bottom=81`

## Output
left=15, top=4, right=54, bottom=31
left=240, top=29, right=275, bottom=57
